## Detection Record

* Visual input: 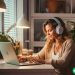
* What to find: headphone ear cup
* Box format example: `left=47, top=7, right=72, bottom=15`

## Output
left=56, top=25, right=63, bottom=35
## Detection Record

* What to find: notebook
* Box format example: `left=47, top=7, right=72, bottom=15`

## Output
left=0, top=42, right=40, bottom=66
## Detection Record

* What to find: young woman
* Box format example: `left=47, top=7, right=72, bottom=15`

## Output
left=20, top=17, right=75, bottom=75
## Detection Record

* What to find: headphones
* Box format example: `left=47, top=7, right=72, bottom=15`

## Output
left=52, top=18, right=64, bottom=35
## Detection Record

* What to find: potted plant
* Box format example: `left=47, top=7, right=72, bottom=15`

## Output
left=70, top=26, right=75, bottom=42
left=67, top=21, right=75, bottom=42
left=0, top=32, right=14, bottom=42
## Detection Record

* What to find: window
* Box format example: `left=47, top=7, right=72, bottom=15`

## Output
left=4, top=0, right=17, bottom=40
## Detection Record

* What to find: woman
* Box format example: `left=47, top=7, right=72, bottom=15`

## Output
left=20, top=17, right=75, bottom=75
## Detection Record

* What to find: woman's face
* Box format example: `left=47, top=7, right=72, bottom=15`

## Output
left=45, top=24, right=57, bottom=40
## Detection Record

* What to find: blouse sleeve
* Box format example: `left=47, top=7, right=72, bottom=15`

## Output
left=51, top=39, right=75, bottom=69
left=36, top=41, right=50, bottom=60
left=37, top=44, right=46, bottom=60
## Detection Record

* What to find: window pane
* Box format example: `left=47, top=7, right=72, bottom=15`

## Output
left=4, top=0, right=16, bottom=40
left=72, top=0, right=75, bottom=13
left=34, top=19, right=45, bottom=41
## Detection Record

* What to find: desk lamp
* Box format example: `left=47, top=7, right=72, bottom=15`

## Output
left=0, top=0, right=6, bottom=12
left=6, top=15, right=30, bottom=33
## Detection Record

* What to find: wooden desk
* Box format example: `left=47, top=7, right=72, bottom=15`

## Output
left=0, top=60, right=56, bottom=75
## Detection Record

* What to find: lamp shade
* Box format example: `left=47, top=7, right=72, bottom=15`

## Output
left=16, top=15, right=30, bottom=29
left=0, top=0, right=6, bottom=12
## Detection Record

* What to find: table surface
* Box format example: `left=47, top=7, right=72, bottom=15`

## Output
left=0, top=60, right=54, bottom=69
left=0, top=60, right=57, bottom=75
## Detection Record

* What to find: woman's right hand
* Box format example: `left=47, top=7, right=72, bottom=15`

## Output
left=18, top=55, right=27, bottom=62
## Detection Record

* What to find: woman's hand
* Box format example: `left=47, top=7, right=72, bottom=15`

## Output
left=18, top=54, right=45, bottom=64
left=26, top=55, right=45, bottom=64
left=26, top=55, right=40, bottom=63
left=18, top=55, right=27, bottom=62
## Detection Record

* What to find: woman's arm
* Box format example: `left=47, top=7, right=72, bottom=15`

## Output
left=51, top=39, right=75, bottom=69
left=27, top=40, right=52, bottom=63
left=26, top=43, right=47, bottom=63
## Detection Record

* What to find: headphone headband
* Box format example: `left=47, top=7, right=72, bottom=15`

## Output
left=52, top=18, right=61, bottom=26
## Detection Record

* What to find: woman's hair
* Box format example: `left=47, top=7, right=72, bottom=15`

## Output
left=43, top=17, right=69, bottom=38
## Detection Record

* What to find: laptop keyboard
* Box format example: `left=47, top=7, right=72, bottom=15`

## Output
left=20, top=61, right=41, bottom=66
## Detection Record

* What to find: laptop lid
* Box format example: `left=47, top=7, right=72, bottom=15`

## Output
left=0, top=42, right=20, bottom=65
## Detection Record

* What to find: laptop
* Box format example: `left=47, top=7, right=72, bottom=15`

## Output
left=0, top=42, right=40, bottom=66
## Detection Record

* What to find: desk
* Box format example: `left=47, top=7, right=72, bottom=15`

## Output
left=0, top=60, right=56, bottom=75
